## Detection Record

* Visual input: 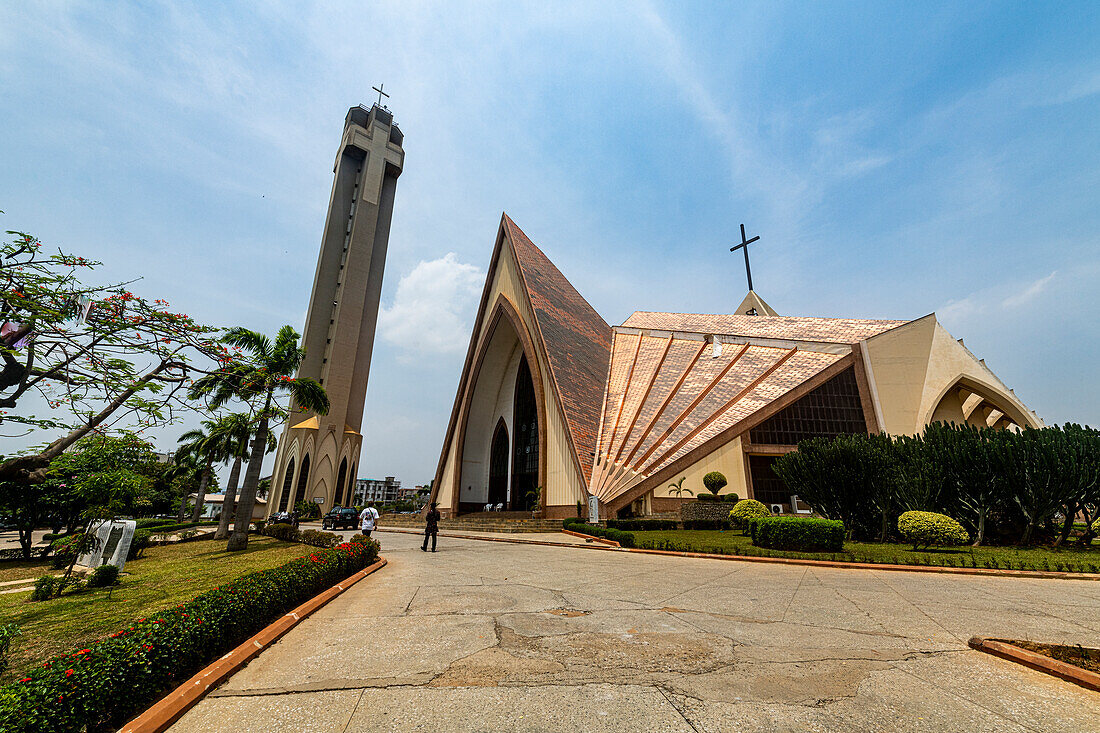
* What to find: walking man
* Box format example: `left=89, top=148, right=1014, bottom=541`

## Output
left=422, top=502, right=441, bottom=552
left=359, top=502, right=379, bottom=538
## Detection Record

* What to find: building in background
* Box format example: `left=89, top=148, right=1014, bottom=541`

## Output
left=353, top=476, right=401, bottom=505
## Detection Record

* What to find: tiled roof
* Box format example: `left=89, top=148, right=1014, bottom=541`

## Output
left=503, top=215, right=612, bottom=484
left=589, top=331, right=845, bottom=503
left=621, top=312, right=906, bottom=344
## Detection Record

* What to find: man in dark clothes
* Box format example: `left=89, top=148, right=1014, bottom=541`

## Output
left=422, top=502, right=441, bottom=552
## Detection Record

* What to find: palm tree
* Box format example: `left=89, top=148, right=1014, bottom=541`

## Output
left=668, top=477, right=692, bottom=500
left=176, top=419, right=225, bottom=523
left=192, top=326, right=328, bottom=551
left=210, top=412, right=275, bottom=541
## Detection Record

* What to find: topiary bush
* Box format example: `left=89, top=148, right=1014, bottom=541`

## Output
left=729, top=499, right=770, bottom=531
left=897, top=511, right=969, bottom=550
left=0, top=539, right=380, bottom=732
left=702, top=471, right=728, bottom=495
left=87, top=564, right=120, bottom=588
left=750, top=516, right=845, bottom=552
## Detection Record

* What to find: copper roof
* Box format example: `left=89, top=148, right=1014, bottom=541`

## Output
left=590, top=331, right=845, bottom=503
left=503, top=215, right=611, bottom=484
left=621, top=312, right=905, bottom=344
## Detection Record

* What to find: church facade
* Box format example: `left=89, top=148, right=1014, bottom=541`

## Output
left=430, top=215, right=1042, bottom=519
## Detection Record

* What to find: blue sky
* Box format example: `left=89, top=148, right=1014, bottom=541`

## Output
left=1, top=2, right=1098, bottom=487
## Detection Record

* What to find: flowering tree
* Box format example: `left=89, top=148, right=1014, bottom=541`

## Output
left=0, top=225, right=224, bottom=484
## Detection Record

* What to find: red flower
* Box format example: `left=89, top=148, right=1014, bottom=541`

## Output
left=19, top=678, right=30, bottom=683
left=65, top=669, right=74, bottom=677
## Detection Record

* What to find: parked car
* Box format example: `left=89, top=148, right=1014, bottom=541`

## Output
left=322, top=507, right=359, bottom=531
left=268, top=512, right=295, bottom=525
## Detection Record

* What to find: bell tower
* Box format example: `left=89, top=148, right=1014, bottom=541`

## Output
left=269, top=104, right=404, bottom=515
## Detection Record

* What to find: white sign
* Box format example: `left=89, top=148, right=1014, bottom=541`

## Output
left=313, top=496, right=325, bottom=504
left=77, top=519, right=137, bottom=573
left=587, top=495, right=600, bottom=524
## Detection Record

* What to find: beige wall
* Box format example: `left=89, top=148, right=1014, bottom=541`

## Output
left=651, top=435, right=748, bottom=500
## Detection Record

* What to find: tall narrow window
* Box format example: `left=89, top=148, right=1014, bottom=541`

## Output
left=347, top=462, right=356, bottom=505
left=293, top=454, right=311, bottom=511
left=336, top=458, right=348, bottom=508
left=511, top=355, right=539, bottom=510
left=277, top=458, right=296, bottom=512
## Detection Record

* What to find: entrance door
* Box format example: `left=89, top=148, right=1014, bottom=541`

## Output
left=511, top=355, right=539, bottom=510
left=488, top=421, right=509, bottom=508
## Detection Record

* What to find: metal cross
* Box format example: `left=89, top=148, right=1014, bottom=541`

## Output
left=729, top=223, right=762, bottom=292
left=372, top=83, right=390, bottom=107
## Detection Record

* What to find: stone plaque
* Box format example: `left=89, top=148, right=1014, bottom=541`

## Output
left=588, top=495, right=600, bottom=524
left=76, top=519, right=137, bottom=573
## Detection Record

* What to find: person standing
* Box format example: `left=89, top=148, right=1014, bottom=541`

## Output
left=359, top=502, right=379, bottom=538
left=422, top=502, right=441, bottom=552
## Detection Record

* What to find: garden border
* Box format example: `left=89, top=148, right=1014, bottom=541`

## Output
left=561, top=528, right=620, bottom=546
left=117, top=557, right=388, bottom=733
left=968, top=636, right=1100, bottom=692
left=374, top=528, right=1100, bottom=581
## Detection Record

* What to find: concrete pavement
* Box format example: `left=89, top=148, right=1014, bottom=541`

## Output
left=169, top=530, right=1099, bottom=732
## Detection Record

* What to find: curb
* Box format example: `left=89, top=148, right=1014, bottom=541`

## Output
left=119, top=557, right=388, bottom=733
left=969, top=636, right=1100, bottom=692
left=561, top=528, right=620, bottom=547
left=375, top=527, right=1099, bottom=581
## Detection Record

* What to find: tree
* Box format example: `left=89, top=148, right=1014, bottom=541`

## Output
left=192, top=326, right=327, bottom=551
left=176, top=419, right=224, bottom=523
left=667, top=477, right=693, bottom=499
left=209, top=412, right=275, bottom=541
left=702, top=471, right=727, bottom=496
left=0, top=225, right=223, bottom=484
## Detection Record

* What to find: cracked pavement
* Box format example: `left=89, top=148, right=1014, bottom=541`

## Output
left=169, top=531, right=1100, bottom=732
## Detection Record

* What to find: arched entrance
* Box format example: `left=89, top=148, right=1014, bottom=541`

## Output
left=512, top=355, right=539, bottom=510
left=335, top=458, right=348, bottom=508
left=488, top=420, right=509, bottom=508
left=294, top=454, right=311, bottom=511
left=277, top=457, right=296, bottom=512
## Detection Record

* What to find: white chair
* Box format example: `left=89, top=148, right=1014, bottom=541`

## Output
left=494, top=503, right=504, bottom=512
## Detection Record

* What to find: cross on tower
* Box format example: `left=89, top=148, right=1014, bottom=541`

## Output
left=372, top=83, right=390, bottom=107
left=729, top=223, right=762, bottom=292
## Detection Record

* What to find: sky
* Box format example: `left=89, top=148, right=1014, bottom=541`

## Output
left=1, top=1, right=1098, bottom=488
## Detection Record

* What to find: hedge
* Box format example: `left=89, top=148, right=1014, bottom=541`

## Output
left=682, top=519, right=730, bottom=530
left=0, top=538, right=379, bottom=732
left=606, top=518, right=679, bottom=531
left=750, top=516, right=844, bottom=552
left=259, top=523, right=342, bottom=548
left=562, top=518, right=635, bottom=547
left=695, top=493, right=739, bottom=503
left=897, top=511, right=969, bottom=550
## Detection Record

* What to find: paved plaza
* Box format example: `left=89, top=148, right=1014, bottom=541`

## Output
left=170, top=531, right=1099, bottom=732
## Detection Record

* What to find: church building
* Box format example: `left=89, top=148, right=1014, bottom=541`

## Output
left=430, top=214, right=1043, bottom=519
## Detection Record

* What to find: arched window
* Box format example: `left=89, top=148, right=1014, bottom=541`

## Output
left=336, top=458, right=348, bottom=509
left=277, top=457, right=296, bottom=512
left=488, top=420, right=509, bottom=507
left=293, top=454, right=311, bottom=511
left=512, top=355, right=539, bottom=510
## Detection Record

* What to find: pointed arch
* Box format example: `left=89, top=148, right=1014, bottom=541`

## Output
left=277, top=457, right=296, bottom=512
left=293, top=454, right=311, bottom=510
left=512, top=354, right=539, bottom=510
left=488, top=418, right=509, bottom=507
left=335, top=458, right=348, bottom=508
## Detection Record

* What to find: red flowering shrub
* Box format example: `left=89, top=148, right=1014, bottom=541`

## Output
left=0, top=539, right=379, bottom=732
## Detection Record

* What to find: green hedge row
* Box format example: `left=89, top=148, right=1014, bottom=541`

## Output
left=562, top=518, right=635, bottom=547
left=682, top=519, right=730, bottom=530
left=260, top=523, right=342, bottom=548
left=749, top=516, right=844, bottom=552
left=695, top=493, right=739, bottom=503
left=0, top=538, right=380, bottom=732
left=605, top=519, right=679, bottom=531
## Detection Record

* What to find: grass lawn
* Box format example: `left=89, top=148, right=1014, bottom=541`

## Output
left=631, top=530, right=1100, bottom=573
left=0, top=535, right=310, bottom=679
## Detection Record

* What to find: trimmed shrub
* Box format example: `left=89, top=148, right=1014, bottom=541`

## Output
left=564, top=522, right=635, bottom=548
left=897, top=511, right=969, bottom=550
left=260, top=523, right=300, bottom=542
left=750, top=516, right=845, bottom=552
left=87, top=564, right=120, bottom=588
left=695, top=493, right=739, bottom=503
left=702, top=471, right=728, bottom=495
left=682, top=519, right=729, bottom=530
left=0, top=624, right=18, bottom=677
left=0, top=539, right=379, bottom=732
left=729, top=499, right=770, bottom=530
left=298, top=529, right=341, bottom=549
left=606, top=519, right=678, bottom=531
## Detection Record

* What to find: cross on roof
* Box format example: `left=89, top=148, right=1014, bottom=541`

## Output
left=729, top=223, right=762, bottom=293
left=372, top=83, right=389, bottom=107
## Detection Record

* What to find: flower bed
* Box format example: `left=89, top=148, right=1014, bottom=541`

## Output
left=0, top=538, right=379, bottom=732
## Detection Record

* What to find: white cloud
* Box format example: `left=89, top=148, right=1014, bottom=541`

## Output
left=378, top=253, right=484, bottom=356
left=1002, top=271, right=1057, bottom=308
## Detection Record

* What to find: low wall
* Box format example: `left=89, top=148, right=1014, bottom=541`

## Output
left=680, top=500, right=734, bottom=523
